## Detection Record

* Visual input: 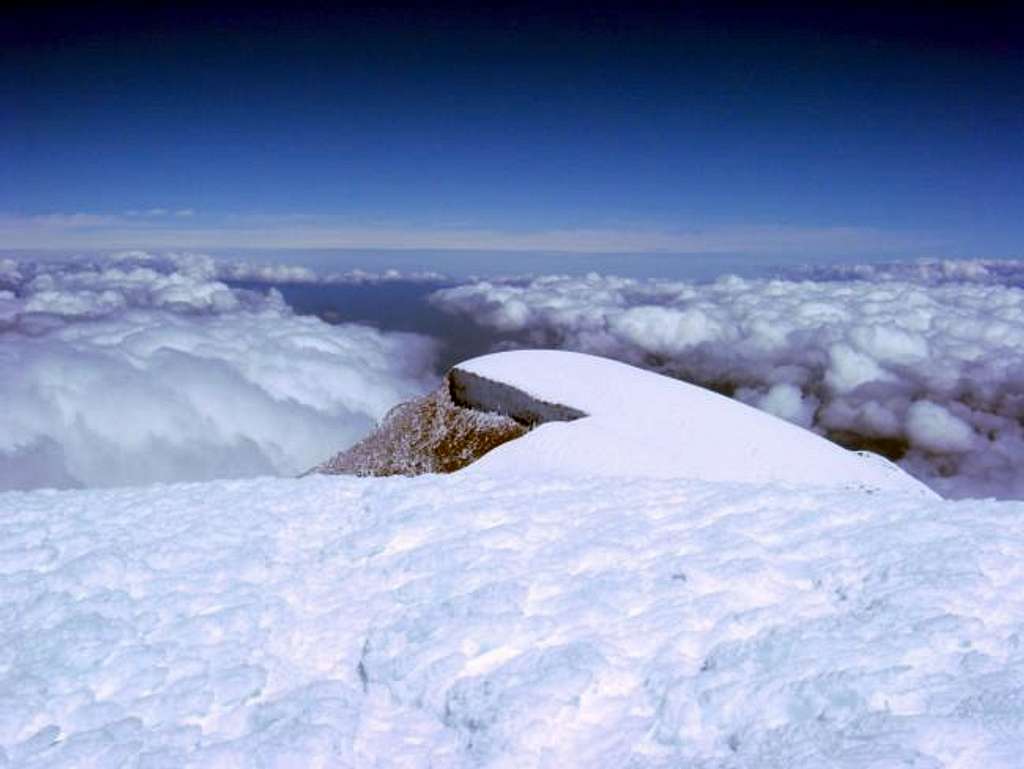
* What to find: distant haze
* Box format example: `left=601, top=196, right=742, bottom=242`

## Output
left=4, top=6, right=1022, bottom=258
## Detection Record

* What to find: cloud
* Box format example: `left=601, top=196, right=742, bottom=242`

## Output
left=0, top=211, right=934, bottom=254
left=791, top=258, right=1024, bottom=287
left=0, top=252, right=437, bottom=490
left=216, top=260, right=449, bottom=285
left=429, top=263, right=1024, bottom=499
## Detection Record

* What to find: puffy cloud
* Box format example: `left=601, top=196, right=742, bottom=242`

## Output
left=905, top=401, right=975, bottom=453
left=0, top=253, right=437, bottom=490
left=744, top=383, right=818, bottom=429
left=430, top=264, right=1024, bottom=499
left=0, top=257, right=21, bottom=285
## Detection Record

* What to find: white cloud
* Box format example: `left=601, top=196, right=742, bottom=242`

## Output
left=745, top=382, right=818, bottom=428
left=430, top=264, right=1024, bottom=499
left=216, top=260, right=448, bottom=285
left=793, top=258, right=1024, bottom=286
left=0, top=253, right=437, bottom=490
left=905, top=400, right=975, bottom=453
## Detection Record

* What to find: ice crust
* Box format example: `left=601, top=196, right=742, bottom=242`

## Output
left=1, top=473, right=1022, bottom=768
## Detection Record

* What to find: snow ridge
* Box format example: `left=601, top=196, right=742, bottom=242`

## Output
left=457, top=350, right=936, bottom=498
left=311, top=350, right=931, bottom=498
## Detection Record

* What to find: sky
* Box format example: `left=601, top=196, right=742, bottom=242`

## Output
left=3, top=3, right=1023, bottom=261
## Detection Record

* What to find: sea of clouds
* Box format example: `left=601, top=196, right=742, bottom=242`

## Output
left=5, top=251, right=1023, bottom=499
left=430, top=261, right=1024, bottom=499
left=0, top=252, right=437, bottom=490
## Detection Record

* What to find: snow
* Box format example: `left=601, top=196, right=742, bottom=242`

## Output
left=2, top=472, right=1023, bottom=767
left=457, top=350, right=936, bottom=497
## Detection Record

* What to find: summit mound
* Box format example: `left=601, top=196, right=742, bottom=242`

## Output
left=313, top=350, right=935, bottom=497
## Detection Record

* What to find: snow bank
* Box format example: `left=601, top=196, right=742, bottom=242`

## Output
left=2, top=473, right=1022, bottom=767
left=454, top=350, right=934, bottom=497
left=430, top=266, right=1024, bottom=498
left=0, top=252, right=437, bottom=490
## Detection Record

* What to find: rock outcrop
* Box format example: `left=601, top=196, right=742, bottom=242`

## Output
left=308, top=367, right=584, bottom=477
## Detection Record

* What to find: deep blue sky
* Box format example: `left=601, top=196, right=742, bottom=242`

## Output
left=3, top=4, right=1022, bottom=260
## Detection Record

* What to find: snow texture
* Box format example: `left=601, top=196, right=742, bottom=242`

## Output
left=0, top=252, right=437, bottom=490
left=456, top=350, right=935, bottom=498
left=1, top=471, right=1023, bottom=768
left=430, top=265, right=1024, bottom=498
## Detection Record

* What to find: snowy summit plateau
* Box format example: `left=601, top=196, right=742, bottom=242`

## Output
left=6, top=351, right=1024, bottom=768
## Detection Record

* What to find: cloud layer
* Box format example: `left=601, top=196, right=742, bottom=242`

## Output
left=0, top=252, right=437, bottom=490
left=216, top=259, right=449, bottom=285
left=0, top=211, right=933, bottom=255
left=430, top=264, right=1024, bottom=499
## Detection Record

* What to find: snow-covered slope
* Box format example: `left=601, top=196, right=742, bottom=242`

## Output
left=1, top=474, right=1021, bottom=768
left=456, top=350, right=935, bottom=497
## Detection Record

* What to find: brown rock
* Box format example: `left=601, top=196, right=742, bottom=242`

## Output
left=307, top=367, right=585, bottom=477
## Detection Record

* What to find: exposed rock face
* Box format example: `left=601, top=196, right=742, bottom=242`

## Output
left=308, top=368, right=585, bottom=477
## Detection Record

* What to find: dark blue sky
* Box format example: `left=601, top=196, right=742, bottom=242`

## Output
left=3, top=4, right=1022, bottom=259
